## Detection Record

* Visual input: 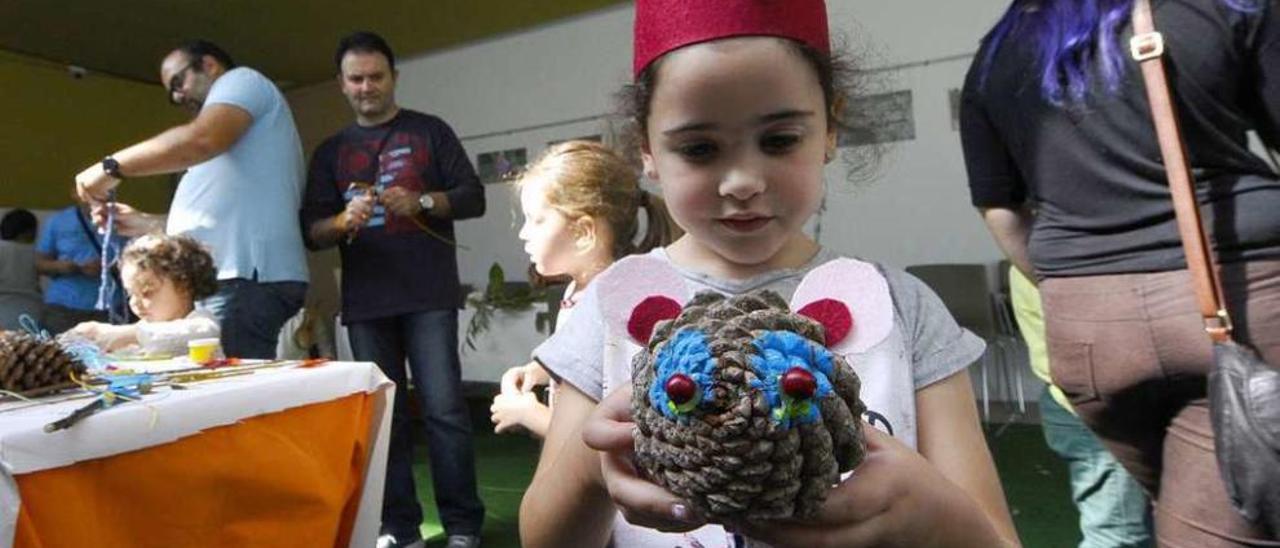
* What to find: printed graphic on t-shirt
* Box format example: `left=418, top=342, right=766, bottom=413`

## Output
left=335, top=131, right=433, bottom=234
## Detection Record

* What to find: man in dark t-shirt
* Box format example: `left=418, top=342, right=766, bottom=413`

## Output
left=300, top=32, right=485, bottom=548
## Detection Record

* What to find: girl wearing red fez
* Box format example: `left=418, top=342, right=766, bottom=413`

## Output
left=520, top=1, right=1021, bottom=546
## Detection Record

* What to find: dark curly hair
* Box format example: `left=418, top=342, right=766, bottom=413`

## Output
left=120, top=234, right=218, bottom=301
left=615, top=36, right=881, bottom=184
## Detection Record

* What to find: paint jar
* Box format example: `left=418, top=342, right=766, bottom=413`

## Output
left=187, top=337, right=221, bottom=364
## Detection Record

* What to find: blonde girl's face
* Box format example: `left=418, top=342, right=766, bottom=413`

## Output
left=518, top=177, right=583, bottom=277
left=641, top=37, right=832, bottom=272
left=121, top=262, right=192, bottom=322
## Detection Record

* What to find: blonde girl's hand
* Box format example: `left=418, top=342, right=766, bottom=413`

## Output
left=490, top=391, right=538, bottom=434
left=501, top=362, right=550, bottom=394
left=582, top=385, right=707, bottom=533
left=736, top=423, right=1010, bottom=548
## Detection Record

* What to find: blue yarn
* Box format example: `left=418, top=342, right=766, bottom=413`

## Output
left=95, top=192, right=128, bottom=324
left=748, top=331, right=835, bottom=428
left=649, top=329, right=718, bottom=420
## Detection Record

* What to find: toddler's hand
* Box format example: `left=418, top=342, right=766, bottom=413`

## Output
left=583, top=386, right=706, bottom=533
left=66, top=321, right=105, bottom=341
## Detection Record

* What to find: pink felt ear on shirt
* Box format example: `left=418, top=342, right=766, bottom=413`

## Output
left=791, top=258, right=893, bottom=354
left=628, top=296, right=683, bottom=345
left=796, top=298, right=853, bottom=347
left=598, top=255, right=692, bottom=347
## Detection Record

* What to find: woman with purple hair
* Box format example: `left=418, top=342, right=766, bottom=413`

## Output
left=961, top=0, right=1280, bottom=545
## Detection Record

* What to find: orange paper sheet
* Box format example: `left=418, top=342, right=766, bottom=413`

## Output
left=14, top=393, right=375, bottom=548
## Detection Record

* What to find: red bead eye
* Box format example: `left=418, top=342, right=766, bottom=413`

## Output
left=665, top=373, right=697, bottom=405
left=781, top=367, right=817, bottom=399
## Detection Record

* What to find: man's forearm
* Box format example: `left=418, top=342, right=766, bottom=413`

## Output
left=112, top=125, right=218, bottom=178
left=35, top=257, right=74, bottom=276
left=306, top=215, right=348, bottom=250
left=110, top=104, right=251, bottom=179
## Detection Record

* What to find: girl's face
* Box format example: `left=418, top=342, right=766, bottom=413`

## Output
left=641, top=37, right=833, bottom=273
left=121, top=262, right=193, bottom=322
left=518, top=176, right=583, bottom=277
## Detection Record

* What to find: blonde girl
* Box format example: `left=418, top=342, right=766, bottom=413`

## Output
left=490, top=140, right=680, bottom=438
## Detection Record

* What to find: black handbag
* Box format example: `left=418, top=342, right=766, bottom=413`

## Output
left=1132, top=0, right=1280, bottom=534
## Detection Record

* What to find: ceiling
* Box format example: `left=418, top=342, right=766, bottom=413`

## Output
left=0, top=0, right=625, bottom=89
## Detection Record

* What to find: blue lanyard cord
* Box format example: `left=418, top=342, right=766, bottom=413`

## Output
left=95, top=192, right=127, bottom=324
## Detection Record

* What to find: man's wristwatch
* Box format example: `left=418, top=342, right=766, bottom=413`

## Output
left=418, top=193, right=435, bottom=212
left=102, top=157, right=125, bottom=180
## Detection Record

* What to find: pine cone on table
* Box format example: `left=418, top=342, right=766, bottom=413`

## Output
left=0, top=330, right=86, bottom=394
left=631, top=290, right=866, bottom=521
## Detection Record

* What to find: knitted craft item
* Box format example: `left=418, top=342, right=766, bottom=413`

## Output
left=630, top=290, right=866, bottom=520
left=0, top=331, right=86, bottom=394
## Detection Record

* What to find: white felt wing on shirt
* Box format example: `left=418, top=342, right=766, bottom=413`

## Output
left=790, top=258, right=894, bottom=354
left=596, top=255, right=692, bottom=347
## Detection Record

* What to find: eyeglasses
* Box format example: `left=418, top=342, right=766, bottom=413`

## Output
left=166, top=61, right=197, bottom=105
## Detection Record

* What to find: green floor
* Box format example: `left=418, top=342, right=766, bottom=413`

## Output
left=406, top=402, right=1081, bottom=548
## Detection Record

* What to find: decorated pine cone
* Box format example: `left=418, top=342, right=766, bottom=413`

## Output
left=0, top=331, right=85, bottom=394
left=630, top=290, right=866, bottom=520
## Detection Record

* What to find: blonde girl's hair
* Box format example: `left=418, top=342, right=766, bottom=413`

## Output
left=517, top=140, right=680, bottom=259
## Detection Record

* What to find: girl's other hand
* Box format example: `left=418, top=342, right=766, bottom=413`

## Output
left=737, top=423, right=1009, bottom=548
left=490, top=391, right=538, bottom=434
left=582, top=386, right=707, bottom=533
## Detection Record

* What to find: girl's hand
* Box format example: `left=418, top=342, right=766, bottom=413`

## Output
left=501, top=362, right=550, bottom=394
left=491, top=391, right=540, bottom=434
left=66, top=321, right=105, bottom=341
left=67, top=322, right=135, bottom=351
left=582, top=386, right=707, bottom=533
left=736, top=424, right=1008, bottom=548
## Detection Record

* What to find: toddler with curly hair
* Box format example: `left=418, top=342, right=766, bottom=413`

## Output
left=68, top=233, right=219, bottom=356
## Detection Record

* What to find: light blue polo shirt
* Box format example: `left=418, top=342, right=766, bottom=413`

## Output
left=166, top=67, right=308, bottom=283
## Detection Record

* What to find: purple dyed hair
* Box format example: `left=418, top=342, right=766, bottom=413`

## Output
left=981, top=0, right=1259, bottom=105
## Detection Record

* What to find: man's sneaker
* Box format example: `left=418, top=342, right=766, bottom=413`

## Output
left=444, top=534, right=481, bottom=548
left=375, top=533, right=425, bottom=548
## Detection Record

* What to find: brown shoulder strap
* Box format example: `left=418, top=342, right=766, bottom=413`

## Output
left=1130, top=0, right=1233, bottom=342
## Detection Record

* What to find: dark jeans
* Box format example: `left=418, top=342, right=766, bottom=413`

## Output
left=201, top=278, right=306, bottom=359
left=348, top=309, right=484, bottom=539
left=1042, top=261, right=1280, bottom=547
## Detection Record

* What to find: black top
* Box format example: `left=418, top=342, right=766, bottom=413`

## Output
left=301, top=110, right=486, bottom=322
left=961, top=0, right=1280, bottom=276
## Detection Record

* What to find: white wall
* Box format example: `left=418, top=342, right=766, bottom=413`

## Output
left=383, top=1, right=1013, bottom=289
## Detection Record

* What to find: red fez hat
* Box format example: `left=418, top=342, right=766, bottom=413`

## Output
left=633, top=0, right=831, bottom=78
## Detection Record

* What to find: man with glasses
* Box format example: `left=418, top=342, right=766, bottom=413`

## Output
left=73, top=40, right=308, bottom=359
